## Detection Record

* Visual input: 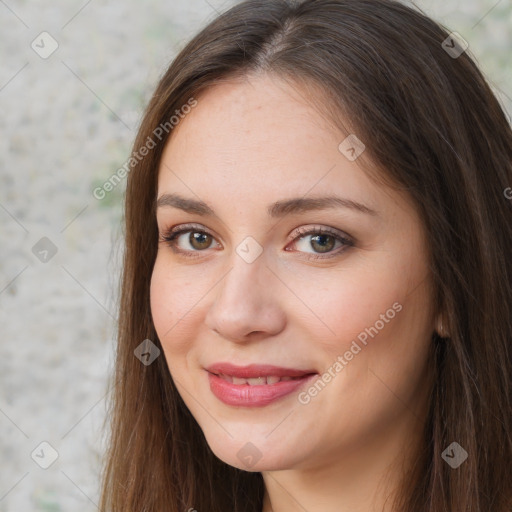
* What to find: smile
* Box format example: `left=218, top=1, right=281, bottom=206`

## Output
left=206, top=371, right=317, bottom=407
left=214, top=373, right=304, bottom=385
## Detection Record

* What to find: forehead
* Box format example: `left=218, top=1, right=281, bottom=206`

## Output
left=165, top=76, right=334, bottom=159
left=155, top=74, right=415, bottom=224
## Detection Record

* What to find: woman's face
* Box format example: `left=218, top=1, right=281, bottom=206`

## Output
left=150, top=73, right=436, bottom=472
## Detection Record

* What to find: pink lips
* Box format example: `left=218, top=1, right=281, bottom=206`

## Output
left=205, top=362, right=318, bottom=407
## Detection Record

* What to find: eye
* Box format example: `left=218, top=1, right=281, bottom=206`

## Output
left=159, top=223, right=354, bottom=260
left=159, top=223, right=219, bottom=259
left=286, top=226, right=354, bottom=260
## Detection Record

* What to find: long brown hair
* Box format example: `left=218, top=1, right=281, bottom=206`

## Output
left=99, top=1, right=512, bottom=510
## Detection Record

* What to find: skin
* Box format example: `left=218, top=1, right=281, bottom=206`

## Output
left=150, top=72, right=442, bottom=512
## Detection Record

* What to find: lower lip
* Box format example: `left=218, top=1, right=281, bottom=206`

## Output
left=207, top=371, right=317, bottom=407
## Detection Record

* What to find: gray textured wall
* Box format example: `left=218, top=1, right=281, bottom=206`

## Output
left=0, top=0, right=510, bottom=510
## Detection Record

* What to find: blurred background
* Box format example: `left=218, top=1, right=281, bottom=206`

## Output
left=0, top=0, right=510, bottom=510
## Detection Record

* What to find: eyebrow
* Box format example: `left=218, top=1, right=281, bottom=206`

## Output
left=156, top=193, right=378, bottom=217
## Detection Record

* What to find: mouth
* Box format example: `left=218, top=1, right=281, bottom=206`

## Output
left=205, top=362, right=318, bottom=381
left=204, top=363, right=319, bottom=407
left=208, top=373, right=312, bottom=385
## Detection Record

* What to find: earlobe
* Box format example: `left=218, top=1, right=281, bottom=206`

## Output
left=435, top=313, right=449, bottom=339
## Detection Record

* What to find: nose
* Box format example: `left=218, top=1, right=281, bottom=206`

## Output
left=204, top=253, right=286, bottom=343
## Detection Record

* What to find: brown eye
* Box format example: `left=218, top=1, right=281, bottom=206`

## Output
left=288, top=226, right=353, bottom=260
left=188, top=232, right=213, bottom=250
left=160, top=224, right=353, bottom=261
left=309, top=233, right=336, bottom=253
left=159, top=224, right=221, bottom=258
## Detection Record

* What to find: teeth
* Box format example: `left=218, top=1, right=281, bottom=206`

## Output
left=217, top=373, right=300, bottom=385
left=247, top=377, right=266, bottom=386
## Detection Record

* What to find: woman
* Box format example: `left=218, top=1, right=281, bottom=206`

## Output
left=99, top=0, right=512, bottom=510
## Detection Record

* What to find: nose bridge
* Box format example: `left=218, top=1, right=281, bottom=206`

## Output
left=212, top=248, right=268, bottom=318
left=204, top=246, right=284, bottom=340
left=217, top=231, right=269, bottom=304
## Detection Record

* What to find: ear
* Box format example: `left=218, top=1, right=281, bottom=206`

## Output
left=435, top=312, right=449, bottom=339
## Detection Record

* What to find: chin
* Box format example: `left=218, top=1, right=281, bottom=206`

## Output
left=206, top=438, right=299, bottom=472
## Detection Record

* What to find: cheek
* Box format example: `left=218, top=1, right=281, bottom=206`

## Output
left=316, top=275, right=433, bottom=415
left=300, top=252, right=432, bottom=387
left=149, top=261, right=169, bottom=338
left=149, top=258, right=199, bottom=359
left=300, top=282, right=433, bottom=449
left=295, top=264, right=404, bottom=350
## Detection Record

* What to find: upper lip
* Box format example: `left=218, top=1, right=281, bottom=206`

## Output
left=205, top=362, right=318, bottom=379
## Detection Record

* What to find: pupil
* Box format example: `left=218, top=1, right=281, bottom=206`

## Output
left=191, top=232, right=210, bottom=249
left=312, top=234, right=334, bottom=253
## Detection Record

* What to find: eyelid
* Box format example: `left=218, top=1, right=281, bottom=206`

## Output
left=291, top=225, right=351, bottom=243
left=158, top=223, right=221, bottom=257
left=159, top=222, right=354, bottom=260
left=286, top=226, right=354, bottom=259
left=165, top=222, right=220, bottom=244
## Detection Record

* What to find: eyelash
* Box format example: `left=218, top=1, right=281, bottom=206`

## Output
left=159, top=223, right=354, bottom=261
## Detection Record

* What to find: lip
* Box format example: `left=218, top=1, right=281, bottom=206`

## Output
left=204, top=363, right=318, bottom=407
left=205, top=362, right=317, bottom=379
left=206, top=372, right=317, bottom=407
